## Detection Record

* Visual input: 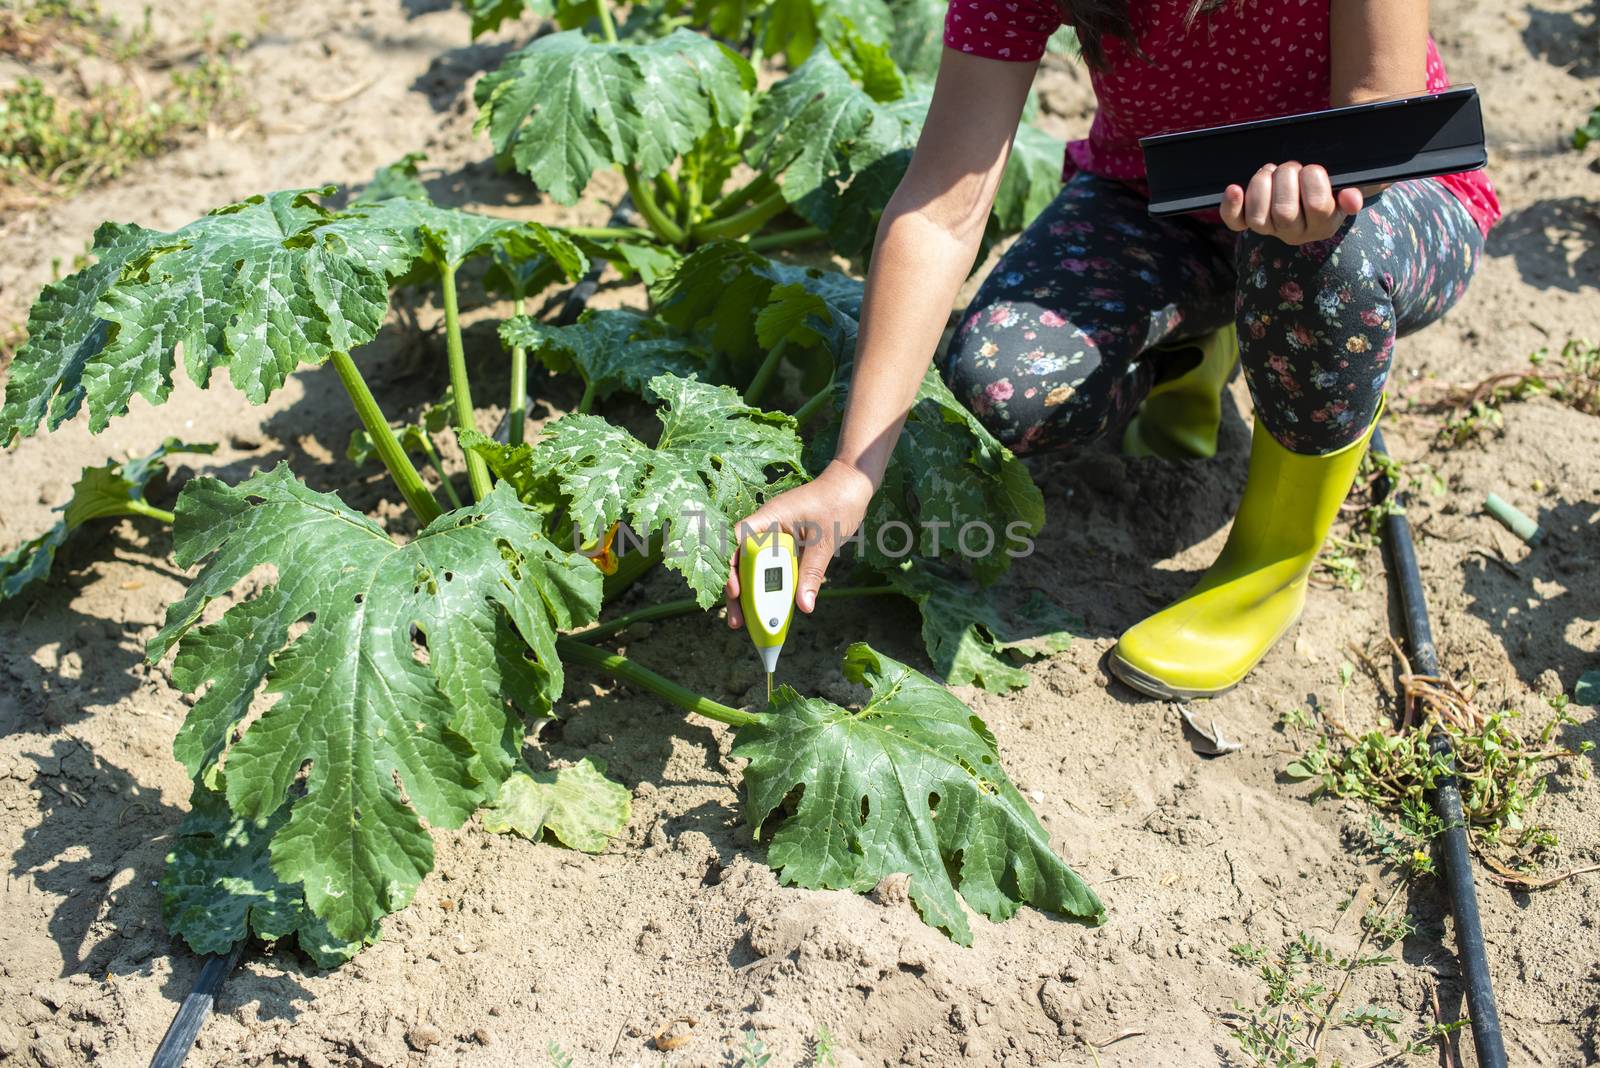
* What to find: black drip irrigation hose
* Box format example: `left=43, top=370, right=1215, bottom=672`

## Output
left=147, top=940, right=244, bottom=1068
left=1370, top=428, right=1507, bottom=1068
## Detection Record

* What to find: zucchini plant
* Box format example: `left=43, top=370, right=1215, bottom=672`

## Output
left=1, top=168, right=1099, bottom=960
left=472, top=18, right=1065, bottom=265
left=2, top=0, right=1098, bottom=956
left=463, top=0, right=931, bottom=76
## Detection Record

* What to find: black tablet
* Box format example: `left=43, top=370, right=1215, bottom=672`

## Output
left=1140, top=85, right=1487, bottom=218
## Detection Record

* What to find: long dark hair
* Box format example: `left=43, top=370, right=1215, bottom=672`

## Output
left=1062, top=0, right=1239, bottom=69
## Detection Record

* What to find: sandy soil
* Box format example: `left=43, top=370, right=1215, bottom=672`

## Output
left=1, top=0, right=1597, bottom=1066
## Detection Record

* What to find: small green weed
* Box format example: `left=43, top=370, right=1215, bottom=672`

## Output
left=0, top=0, right=247, bottom=201
left=808, top=1024, right=839, bottom=1067
left=1431, top=340, right=1600, bottom=449
left=1576, top=101, right=1600, bottom=150
left=546, top=1040, right=573, bottom=1068
left=0, top=0, right=124, bottom=61
left=1285, top=642, right=1592, bottom=868
left=1225, top=874, right=1462, bottom=1067
left=1277, top=705, right=1317, bottom=742
left=736, top=1029, right=772, bottom=1068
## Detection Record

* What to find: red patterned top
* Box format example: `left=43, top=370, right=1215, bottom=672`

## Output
left=943, top=0, right=1500, bottom=234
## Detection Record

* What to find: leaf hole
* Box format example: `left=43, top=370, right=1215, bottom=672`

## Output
left=927, top=791, right=940, bottom=819
left=353, top=593, right=365, bottom=605
left=859, top=795, right=870, bottom=826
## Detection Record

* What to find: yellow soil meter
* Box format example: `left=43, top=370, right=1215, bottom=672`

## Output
left=738, top=530, right=796, bottom=702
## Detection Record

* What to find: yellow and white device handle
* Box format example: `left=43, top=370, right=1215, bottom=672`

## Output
left=738, top=530, right=797, bottom=685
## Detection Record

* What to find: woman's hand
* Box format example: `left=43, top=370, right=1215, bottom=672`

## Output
left=725, top=459, right=875, bottom=628
left=1221, top=162, right=1364, bottom=245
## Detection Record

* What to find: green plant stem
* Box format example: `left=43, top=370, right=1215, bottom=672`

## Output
left=569, top=584, right=895, bottom=644
left=556, top=636, right=760, bottom=728
left=564, top=225, right=657, bottom=242
left=747, top=226, right=825, bottom=252
left=792, top=376, right=837, bottom=425
left=744, top=339, right=788, bottom=406
left=593, top=0, right=618, bottom=43
left=655, top=171, right=683, bottom=209
left=683, top=170, right=703, bottom=232
left=707, top=173, right=779, bottom=218
left=439, top=268, right=493, bottom=502
left=418, top=432, right=465, bottom=510
left=1311, top=879, right=1408, bottom=1059
left=680, top=142, right=705, bottom=229
left=508, top=296, right=528, bottom=448
left=626, top=168, right=687, bottom=246
left=601, top=539, right=664, bottom=601
left=692, top=190, right=788, bottom=243
left=577, top=380, right=598, bottom=414
left=125, top=499, right=176, bottom=525
left=330, top=350, right=443, bottom=524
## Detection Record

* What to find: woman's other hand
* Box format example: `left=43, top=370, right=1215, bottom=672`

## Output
left=724, top=459, right=875, bottom=628
left=1221, top=162, right=1364, bottom=245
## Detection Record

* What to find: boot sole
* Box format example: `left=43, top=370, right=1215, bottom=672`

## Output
left=1106, top=652, right=1239, bottom=702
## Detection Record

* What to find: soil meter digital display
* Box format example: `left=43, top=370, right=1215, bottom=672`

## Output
left=738, top=530, right=797, bottom=702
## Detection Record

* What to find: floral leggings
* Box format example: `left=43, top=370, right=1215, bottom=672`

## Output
left=944, top=171, right=1483, bottom=456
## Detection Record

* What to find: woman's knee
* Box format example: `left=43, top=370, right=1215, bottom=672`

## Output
left=943, top=305, right=1129, bottom=455
left=1233, top=230, right=1393, bottom=453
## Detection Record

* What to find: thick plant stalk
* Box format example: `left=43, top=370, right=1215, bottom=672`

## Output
left=792, top=376, right=837, bottom=426
left=626, top=169, right=687, bottom=246
left=748, top=226, right=825, bottom=252
left=744, top=339, right=788, bottom=406
left=594, top=0, right=618, bottom=43
left=570, top=585, right=895, bottom=644
left=330, top=350, right=443, bottom=524
left=557, top=636, right=760, bottom=728
left=680, top=149, right=703, bottom=232
left=125, top=499, right=177, bottom=525
left=508, top=297, right=528, bottom=448
left=692, top=191, right=788, bottom=243
left=439, top=268, right=493, bottom=501
left=564, top=225, right=655, bottom=242
left=707, top=173, right=779, bottom=219
left=655, top=171, right=684, bottom=209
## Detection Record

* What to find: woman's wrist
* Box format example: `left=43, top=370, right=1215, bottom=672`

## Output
left=824, top=457, right=879, bottom=502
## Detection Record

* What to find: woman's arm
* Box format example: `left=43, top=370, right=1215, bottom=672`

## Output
left=1329, top=0, right=1429, bottom=106
left=1220, top=0, right=1431, bottom=244
left=834, top=49, right=1037, bottom=487
left=726, top=48, right=1037, bottom=624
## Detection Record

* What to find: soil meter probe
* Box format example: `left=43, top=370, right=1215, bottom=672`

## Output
left=1371, top=428, right=1507, bottom=1068
left=738, top=529, right=798, bottom=703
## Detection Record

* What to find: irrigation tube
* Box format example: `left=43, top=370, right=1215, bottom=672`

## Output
left=1370, top=428, right=1507, bottom=1068
left=147, top=940, right=244, bottom=1068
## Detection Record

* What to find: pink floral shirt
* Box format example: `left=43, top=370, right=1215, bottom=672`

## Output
left=943, top=0, right=1501, bottom=234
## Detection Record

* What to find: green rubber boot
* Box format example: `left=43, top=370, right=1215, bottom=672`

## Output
left=1122, top=324, right=1239, bottom=460
left=1109, top=410, right=1379, bottom=699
